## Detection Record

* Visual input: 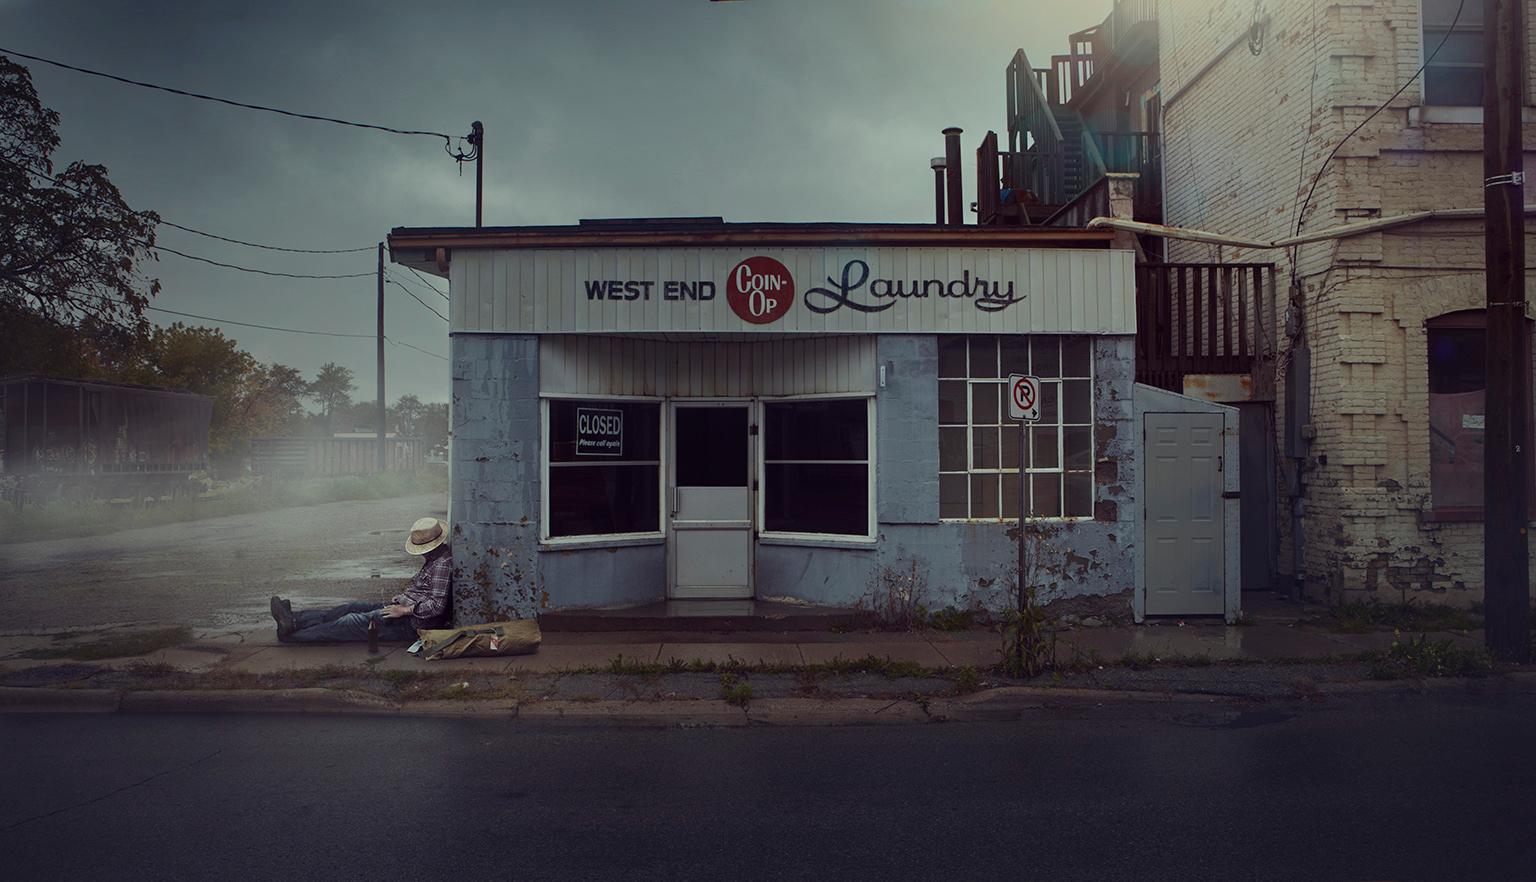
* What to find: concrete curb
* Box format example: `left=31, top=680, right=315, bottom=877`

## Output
left=4, top=674, right=1535, bottom=722
left=518, top=699, right=748, bottom=727
left=0, top=687, right=121, bottom=713
left=118, top=688, right=400, bottom=715
left=745, top=697, right=930, bottom=726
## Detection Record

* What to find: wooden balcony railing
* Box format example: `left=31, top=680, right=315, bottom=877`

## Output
left=1135, top=263, right=1278, bottom=398
left=1004, top=48, right=1070, bottom=206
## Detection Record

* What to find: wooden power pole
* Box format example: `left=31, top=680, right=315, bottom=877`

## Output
left=376, top=242, right=387, bottom=474
left=1482, top=0, right=1530, bottom=661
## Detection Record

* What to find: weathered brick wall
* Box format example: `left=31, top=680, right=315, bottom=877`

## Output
left=1159, top=0, right=1536, bottom=604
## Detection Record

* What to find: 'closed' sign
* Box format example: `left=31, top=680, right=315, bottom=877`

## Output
left=576, top=408, right=623, bottom=456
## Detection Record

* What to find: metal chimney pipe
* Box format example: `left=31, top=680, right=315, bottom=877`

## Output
left=931, top=157, right=947, bottom=225
left=942, top=127, right=964, bottom=226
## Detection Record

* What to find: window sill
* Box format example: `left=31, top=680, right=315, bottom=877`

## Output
left=1412, top=105, right=1536, bottom=125
left=1421, top=508, right=1536, bottom=524
left=540, top=534, right=665, bottom=551
left=939, top=517, right=1095, bottom=524
left=757, top=533, right=877, bottom=550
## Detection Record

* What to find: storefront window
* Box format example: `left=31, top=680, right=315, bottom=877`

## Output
left=762, top=398, right=872, bottom=537
left=938, top=335, right=1094, bottom=520
left=545, top=399, right=662, bottom=538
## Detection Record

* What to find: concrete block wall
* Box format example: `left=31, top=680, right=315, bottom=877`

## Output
left=1158, top=0, right=1536, bottom=603
left=449, top=334, right=542, bottom=623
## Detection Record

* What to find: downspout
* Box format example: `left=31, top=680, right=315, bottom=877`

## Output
left=1087, top=206, right=1536, bottom=250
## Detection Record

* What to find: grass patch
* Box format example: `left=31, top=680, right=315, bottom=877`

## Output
left=1364, top=634, right=1494, bottom=680
left=923, top=606, right=983, bottom=632
left=21, top=627, right=192, bottom=661
left=952, top=665, right=983, bottom=694
left=719, top=672, right=753, bottom=707
left=0, top=468, right=447, bottom=544
left=1318, top=600, right=1482, bottom=634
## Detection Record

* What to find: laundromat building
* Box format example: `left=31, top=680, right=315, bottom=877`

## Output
left=387, top=220, right=1240, bottom=625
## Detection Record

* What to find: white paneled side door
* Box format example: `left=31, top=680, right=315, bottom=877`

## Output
left=668, top=401, right=754, bottom=599
left=1144, top=412, right=1225, bottom=616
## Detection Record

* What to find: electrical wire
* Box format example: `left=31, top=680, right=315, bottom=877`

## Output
left=403, top=264, right=450, bottom=300
left=158, top=220, right=373, bottom=254
left=0, top=46, right=456, bottom=147
left=156, top=245, right=373, bottom=279
left=386, top=277, right=448, bottom=322
left=386, top=268, right=448, bottom=304
left=387, top=336, right=448, bottom=360
left=1293, top=0, right=1467, bottom=236
left=143, top=305, right=376, bottom=338
left=2, top=154, right=374, bottom=255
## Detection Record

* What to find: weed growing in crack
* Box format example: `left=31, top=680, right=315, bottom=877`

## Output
left=719, top=672, right=752, bottom=707
left=1364, top=633, right=1494, bottom=679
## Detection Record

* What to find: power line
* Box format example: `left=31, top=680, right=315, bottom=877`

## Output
left=403, top=265, right=450, bottom=300
left=159, top=220, right=373, bottom=254
left=0, top=46, right=456, bottom=146
left=156, top=245, right=373, bottom=279
left=2, top=154, right=374, bottom=255
left=387, top=336, right=448, bottom=361
left=386, top=277, right=448, bottom=321
left=389, top=269, right=451, bottom=307
left=1294, top=0, right=1466, bottom=235
left=144, top=305, right=375, bottom=338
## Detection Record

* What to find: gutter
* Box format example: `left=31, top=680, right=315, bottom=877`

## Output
left=1087, top=206, right=1536, bottom=250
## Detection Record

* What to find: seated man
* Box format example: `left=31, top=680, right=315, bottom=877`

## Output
left=269, top=517, right=453, bottom=643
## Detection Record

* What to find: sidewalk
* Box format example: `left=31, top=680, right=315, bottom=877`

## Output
left=0, top=598, right=1507, bottom=724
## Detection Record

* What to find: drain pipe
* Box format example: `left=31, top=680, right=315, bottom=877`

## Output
left=943, top=127, right=964, bottom=226
left=1087, top=205, right=1536, bottom=249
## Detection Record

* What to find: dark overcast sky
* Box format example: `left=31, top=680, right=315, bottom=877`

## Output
left=3, top=0, right=1110, bottom=404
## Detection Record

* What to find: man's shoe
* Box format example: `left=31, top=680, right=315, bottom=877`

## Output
left=270, top=596, right=297, bottom=640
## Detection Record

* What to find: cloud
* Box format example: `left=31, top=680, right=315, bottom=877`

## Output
left=4, top=0, right=1111, bottom=402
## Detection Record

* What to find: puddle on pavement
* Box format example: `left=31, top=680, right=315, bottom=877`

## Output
left=286, top=557, right=416, bottom=581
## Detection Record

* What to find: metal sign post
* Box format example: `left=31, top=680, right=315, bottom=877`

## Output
left=1008, top=374, right=1041, bottom=610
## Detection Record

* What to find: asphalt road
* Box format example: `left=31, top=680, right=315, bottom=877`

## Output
left=0, top=493, right=446, bottom=633
left=1, top=694, right=1533, bottom=881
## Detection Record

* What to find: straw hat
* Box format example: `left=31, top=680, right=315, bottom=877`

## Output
left=405, top=517, right=448, bottom=555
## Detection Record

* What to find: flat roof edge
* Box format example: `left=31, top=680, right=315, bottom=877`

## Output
left=387, top=223, right=1116, bottom=251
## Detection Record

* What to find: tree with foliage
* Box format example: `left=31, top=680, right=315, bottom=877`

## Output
left=390, top=394, right=427, bottom=436
left=417, top=401, right=450, bottom=458
left=390, top=394, right=448, bottom=455
left=0, top=55, right=160, bottom=360
left=122, top=323, right=307, bottom=456
left=307, top=362, right=355, bottom=429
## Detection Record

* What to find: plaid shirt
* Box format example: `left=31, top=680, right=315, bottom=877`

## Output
left=392, top=546, right=452, bottom=631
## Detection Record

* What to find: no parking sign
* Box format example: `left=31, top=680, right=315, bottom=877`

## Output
left=1007, top=374, right=1041, bottom=422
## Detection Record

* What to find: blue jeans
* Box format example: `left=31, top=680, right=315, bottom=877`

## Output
left=285, top=601, right=418, bottom=643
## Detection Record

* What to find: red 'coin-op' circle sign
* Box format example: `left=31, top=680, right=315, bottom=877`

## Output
left=726, top=256, right=795, bottom=324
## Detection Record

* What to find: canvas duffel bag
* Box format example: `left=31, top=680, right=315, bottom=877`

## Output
left=415, top=619, right=541, bottom=660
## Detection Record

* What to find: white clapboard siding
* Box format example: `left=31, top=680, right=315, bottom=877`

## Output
left=450, top=247, right=1135, bottom=335
left=540, top=336, right=877, bottom=397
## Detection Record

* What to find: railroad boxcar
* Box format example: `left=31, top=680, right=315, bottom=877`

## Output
left=0, top=375, right=212, bottom=505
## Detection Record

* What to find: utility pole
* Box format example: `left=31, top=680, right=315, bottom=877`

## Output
left=1482, top=0, right=1529, bottom=661
left=376, top=242, right=387, bottom=474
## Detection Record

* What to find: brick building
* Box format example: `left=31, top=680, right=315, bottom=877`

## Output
left=1158, top=0, right=1536, bottom=604
left=982, top=0, right=1536, bottom=606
